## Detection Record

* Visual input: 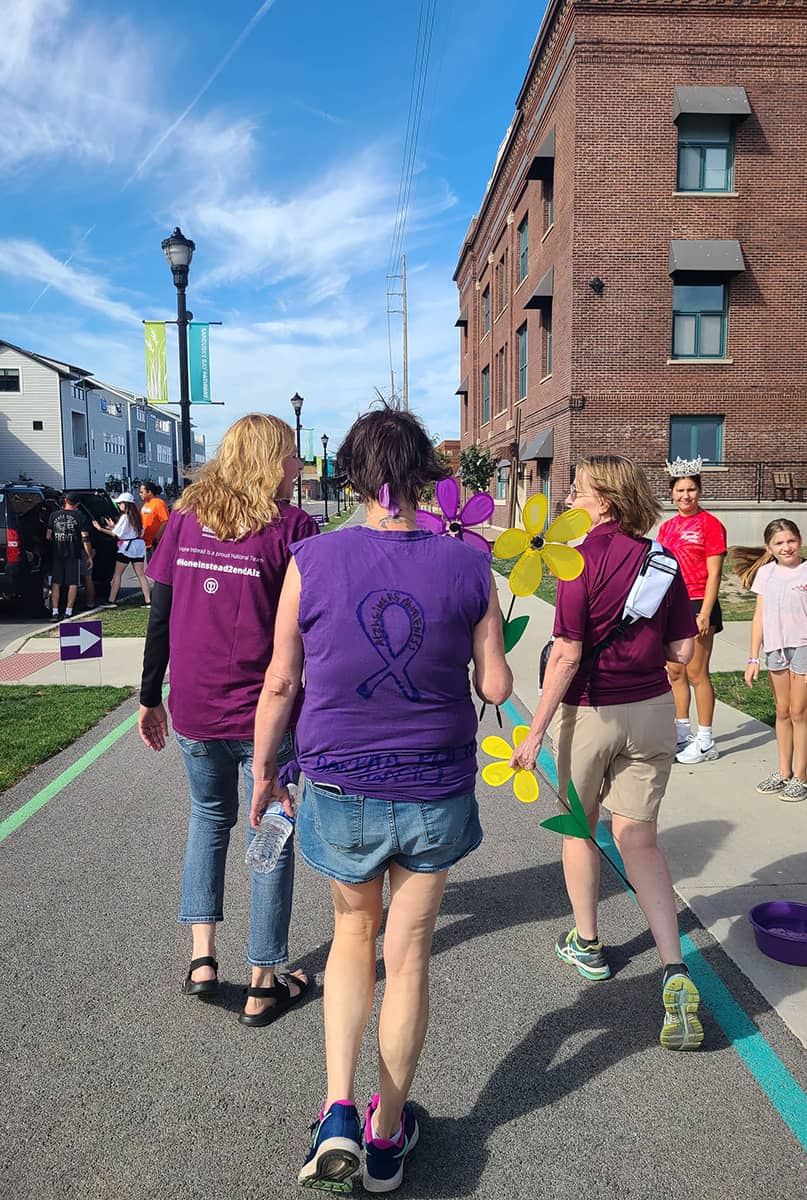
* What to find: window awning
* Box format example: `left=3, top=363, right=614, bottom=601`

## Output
left=668, top=239, right=746, bottom=275
left=519, top=427, right=554, bottom=461
left=524, top=267, right=553, bottom=308
left=673, top=86, right=751, bottom=122
left=454, top=307, right=468, bottom=328
left=526, top=127, right=555, bottom=181
left=455, top=377, right=469, bottom=396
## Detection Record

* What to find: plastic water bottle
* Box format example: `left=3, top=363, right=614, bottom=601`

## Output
left=246, top=786, right=297, bottom=874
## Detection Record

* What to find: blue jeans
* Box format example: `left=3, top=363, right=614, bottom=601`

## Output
left=176, top=732, right=296, bottom=967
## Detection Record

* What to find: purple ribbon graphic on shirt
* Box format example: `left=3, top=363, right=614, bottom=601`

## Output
left=356, top=589, right=425, bottom=702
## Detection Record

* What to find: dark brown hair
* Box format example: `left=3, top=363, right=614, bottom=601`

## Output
left=336, top=405, right=448, bottom=509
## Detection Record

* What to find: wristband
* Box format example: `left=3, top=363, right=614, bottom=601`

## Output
left=747, top=658, right=759, bottom=664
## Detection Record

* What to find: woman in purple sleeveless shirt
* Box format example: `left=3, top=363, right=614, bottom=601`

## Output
left=251, top=407, right=511, bottom=1192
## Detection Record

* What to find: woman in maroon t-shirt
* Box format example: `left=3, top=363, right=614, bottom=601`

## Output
left=511, top=455, right=702, bottom=1052
left=658, top=463, right=727, bottom=765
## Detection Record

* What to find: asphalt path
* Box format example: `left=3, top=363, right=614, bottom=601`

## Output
left=2, top=687, right=807, bottom=1200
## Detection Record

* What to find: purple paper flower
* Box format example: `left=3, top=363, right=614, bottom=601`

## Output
left=416, top=477, right=493, bottom=555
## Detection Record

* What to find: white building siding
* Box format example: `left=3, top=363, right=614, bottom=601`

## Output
left=0, top=346, right=64, bottom=486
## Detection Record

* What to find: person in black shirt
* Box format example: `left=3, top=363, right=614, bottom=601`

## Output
left=46, top=493, right=93, bottom=620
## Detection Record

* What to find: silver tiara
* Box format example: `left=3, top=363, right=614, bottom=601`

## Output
left=665, top=455, right=702, bottom=478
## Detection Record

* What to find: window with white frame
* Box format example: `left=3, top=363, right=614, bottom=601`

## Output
left=517, top=323, right=528, bottom=400
left=137, top=430, right=147, bottom=466
left=156, top=445, right=173, bottom=464
left=0, top=368, right=20, bottom=392
left=155, top=418, right=171, bottom=435
left=495, top=464, right=509, bottom=501
left=71, top=411, right=88, bottom=458
left=517, top=216, right=528, bottom=283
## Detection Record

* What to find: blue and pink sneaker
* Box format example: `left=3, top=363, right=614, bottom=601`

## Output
left=298, top=1100, right=362, bottom=1192
left=362, top=1094, right=419, bottom=1193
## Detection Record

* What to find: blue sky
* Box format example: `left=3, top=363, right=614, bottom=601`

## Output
left=1, top=0, right=548, bottom=451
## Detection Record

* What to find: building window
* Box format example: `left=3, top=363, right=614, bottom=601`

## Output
left=462, top=395, right=468, bottom=433
left=494, top=345, right=508, bottom=414
left=542, top=309, right=553, bottom=378
left=495, top=465, right=509, bottom=501
left=518, top=217, right=529, bottom=283
left=157, top=444, right=173, bottom=464
left=482, top=286, right=490, bottom=335
left=0, top=368, right=20, bottom=392
left=33, top=420, right=43, bottom=430
left=71, top=411, right=88, bottom=458
left=137, top=430, right=147, bottom=467
left=136, top=406, right=146, bottom=424
left=155, top=418, right=171, bottom=435
left=481, top=367, right=490, bottom=424
left=677, top=116, right=733, bottom=192
left=544, top=178, right=554, bottom=232
left=669, top=416, right=724, bottom=464
left=517, top=323, right=528, bottom=399
left=496, top=252, right=507, bottom=315
left=672, top=281, right=727, bottom=358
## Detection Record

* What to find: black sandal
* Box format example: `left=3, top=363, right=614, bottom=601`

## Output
left=238, top=973, right=311, bottom=1027
left=181, top=955, right=219, bottom=997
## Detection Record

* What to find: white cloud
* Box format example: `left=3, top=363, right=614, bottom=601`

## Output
left=0, top=241, right=141, bottom=325
left=190, top=149, right=457, bottom=297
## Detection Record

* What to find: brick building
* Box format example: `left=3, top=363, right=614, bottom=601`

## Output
left=455, top=0, right=807, bottom=530
left=437, top=438, right=461, bottom=477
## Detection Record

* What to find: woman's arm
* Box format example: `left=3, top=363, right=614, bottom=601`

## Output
left=250, top=560, right=305, bottom=828
left=138, top=582, right=172, bottom=750
left=471, top=576, right=512, bottom=705
left=92, top=520, right=117, bottom=536
left=697, top=553, right=725, bottom=635
left=510, top=636, right=582, bottom=770
left=745, top=594, right=764, bottom=687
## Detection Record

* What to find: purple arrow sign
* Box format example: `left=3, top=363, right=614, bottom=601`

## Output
left=59, top=620, right=103, bottom=661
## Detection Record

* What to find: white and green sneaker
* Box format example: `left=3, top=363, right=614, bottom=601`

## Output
left=660, top=973, right=703, bottom=1051
left=555, top=927, right=611, bottom=981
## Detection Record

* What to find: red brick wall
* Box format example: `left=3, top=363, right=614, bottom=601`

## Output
left=457, top=0, right=807, bottom=517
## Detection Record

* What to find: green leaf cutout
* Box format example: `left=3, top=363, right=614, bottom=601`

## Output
left=502, top=614, right=529, bottom=653
left=540, top=778, right=591, bottom=840
left=540, top=814, right=583, bottom=836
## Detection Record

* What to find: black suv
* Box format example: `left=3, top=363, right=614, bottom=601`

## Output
left=0, top=484, right=119, bottom=614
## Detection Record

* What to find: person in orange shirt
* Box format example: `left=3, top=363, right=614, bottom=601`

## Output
left=139, top=481, right=169, bottom=553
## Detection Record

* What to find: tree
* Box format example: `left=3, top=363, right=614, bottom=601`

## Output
left=458, top=444, right=496, bottom=494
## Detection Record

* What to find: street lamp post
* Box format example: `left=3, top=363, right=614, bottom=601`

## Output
left=161, top=227, right=196, bottom=485
left=321, top=433, right=329, bottom=523
left=290, top=393, right=304, bottom=508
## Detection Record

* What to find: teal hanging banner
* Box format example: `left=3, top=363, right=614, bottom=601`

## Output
left=188, top=322, right=211, bottom=404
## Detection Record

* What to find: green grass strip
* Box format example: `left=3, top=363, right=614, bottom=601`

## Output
left=0, top=702, right=138, bottom=844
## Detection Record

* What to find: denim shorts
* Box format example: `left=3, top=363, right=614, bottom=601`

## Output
left=766, top=646, right=807, bottom=675
left=297, top=780, right=483, bottom=884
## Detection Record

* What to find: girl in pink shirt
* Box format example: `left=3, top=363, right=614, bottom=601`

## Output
left=734, top=519, right=807, bottom=802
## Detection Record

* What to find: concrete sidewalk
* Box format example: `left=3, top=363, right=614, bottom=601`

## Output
left=494, top=573, right=807, bottom=1046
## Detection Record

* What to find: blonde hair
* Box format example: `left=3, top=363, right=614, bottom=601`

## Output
left=576, top=454, right=661, bottom=538
left=731, top=519, right=802, bottom=589
left=175, top=413, right=296, bottom=540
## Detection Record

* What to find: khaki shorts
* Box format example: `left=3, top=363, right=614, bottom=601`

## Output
left=550, top=694, right=676, bottom=823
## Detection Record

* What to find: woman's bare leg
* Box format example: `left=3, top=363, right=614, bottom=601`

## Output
left=769, top=669, right=794, bottom=779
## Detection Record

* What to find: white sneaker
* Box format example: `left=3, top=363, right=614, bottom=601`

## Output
left=675, top=739, right=719, bottom=765
left=676, top=733, right=694, bottom=752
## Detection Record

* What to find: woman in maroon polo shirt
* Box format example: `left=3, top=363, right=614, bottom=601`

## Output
left=512, top=454, right=704, bottom=1051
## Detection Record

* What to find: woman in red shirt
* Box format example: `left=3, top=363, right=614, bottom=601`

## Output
left=658, top=460, right=727, bottom=764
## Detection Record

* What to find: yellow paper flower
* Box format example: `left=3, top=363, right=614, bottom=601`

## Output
left=481, top=725, right=539, bottom=803
left=492, top=494, right=592, bottom=597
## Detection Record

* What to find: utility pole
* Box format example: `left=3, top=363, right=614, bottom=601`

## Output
left=401, top=254, right=409, bottom=411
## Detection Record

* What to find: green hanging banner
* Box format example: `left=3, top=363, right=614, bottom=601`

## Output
left=188, top=322, right=211, bottom=404
left=144, top=322, right=168, bottom=403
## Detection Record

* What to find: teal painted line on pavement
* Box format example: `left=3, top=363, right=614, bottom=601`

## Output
left=0, top=708, right=139, bottom=845
left=499, top=695, right=807, bottom=1153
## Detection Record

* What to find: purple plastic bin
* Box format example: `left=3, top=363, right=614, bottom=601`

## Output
left=748, top=901, right=807, bottom=966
